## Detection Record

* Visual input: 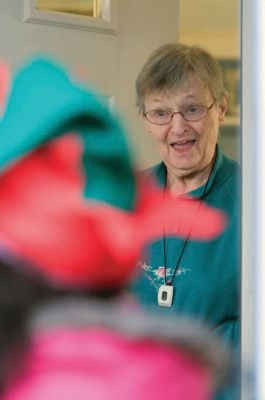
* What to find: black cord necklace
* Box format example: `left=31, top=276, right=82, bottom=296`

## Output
left=157, top=159, right=215, bottom=308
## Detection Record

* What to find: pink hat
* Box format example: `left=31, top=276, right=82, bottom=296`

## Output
left=2, top=299, right=226, bottom=400
left=2, top=328, right=213, bottom=400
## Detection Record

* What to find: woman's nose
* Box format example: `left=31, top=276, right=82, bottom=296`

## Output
left=169, top=112, right=189, bottom=134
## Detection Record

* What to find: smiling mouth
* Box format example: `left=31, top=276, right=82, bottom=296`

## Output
left=171, top=139, right=196, bottom=152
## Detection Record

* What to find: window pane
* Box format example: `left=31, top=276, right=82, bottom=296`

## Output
left=36, top=0, right=101, bottom=18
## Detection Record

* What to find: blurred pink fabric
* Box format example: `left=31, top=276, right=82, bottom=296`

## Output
left=3, top=327, right=213, bottom=400
left=0, top=133, right=226, bottom=290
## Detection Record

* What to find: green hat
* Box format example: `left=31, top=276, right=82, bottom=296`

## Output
left=0, top=56, right=136, bottom=211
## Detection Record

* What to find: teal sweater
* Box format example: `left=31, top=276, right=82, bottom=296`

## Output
left=131, top=146, right=240, bottom=399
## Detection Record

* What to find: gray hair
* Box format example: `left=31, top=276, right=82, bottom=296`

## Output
left=135, top=43, right=228, bottom=112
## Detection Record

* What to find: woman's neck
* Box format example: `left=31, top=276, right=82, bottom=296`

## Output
left=166, top=163, right=214, bottom=197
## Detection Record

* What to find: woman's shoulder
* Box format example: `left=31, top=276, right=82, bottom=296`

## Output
left=214, top=150, right=240, bottom=203
left=220, top=152, right=240, bottom=183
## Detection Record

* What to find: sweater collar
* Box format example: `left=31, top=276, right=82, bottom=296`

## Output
left=153, top=145, right=232, bottom=198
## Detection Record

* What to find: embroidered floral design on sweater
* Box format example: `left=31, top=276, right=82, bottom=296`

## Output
left=137, top=261, right=191, bottom=290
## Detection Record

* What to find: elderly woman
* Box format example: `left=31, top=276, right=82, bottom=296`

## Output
left=131, top=43, right=240, bottom=399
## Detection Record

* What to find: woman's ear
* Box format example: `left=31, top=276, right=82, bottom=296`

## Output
left=0, top=61, right=10, bottom=115
left=218, top=96, right=228, bottom=122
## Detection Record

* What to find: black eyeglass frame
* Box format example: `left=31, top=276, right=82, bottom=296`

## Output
left=143, top=102, right=215, bottom=125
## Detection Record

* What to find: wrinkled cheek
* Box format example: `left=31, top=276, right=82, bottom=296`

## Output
left=202, top=134, right=218, bottom=163
left=151, top=131, right=169, bottom=148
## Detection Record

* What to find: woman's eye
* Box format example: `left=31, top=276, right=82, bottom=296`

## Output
left=154, top=110, right=169, bottom=117
left=186, top=105, right=200, bottom=113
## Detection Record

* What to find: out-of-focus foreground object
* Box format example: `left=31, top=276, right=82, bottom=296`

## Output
left=2, top=298, right=230, bottom=400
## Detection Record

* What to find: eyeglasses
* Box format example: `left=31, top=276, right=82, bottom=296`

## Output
left=143, top=102, right=215, bottom=125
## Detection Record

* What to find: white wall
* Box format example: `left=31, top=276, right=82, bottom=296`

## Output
left=0, top=1, right=117, bottom=94
left=0, top=0, right=179, bottom=168
left=116, top=1, right=179, bottom=166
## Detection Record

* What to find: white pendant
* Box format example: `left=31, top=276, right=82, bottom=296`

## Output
left=158, top=284, right=174, bottom=307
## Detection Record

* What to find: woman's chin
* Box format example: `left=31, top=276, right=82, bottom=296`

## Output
left=168, top=157, right=199, bottom=175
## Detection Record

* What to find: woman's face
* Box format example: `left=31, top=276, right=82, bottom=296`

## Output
left=142, top=74, right=227, bottom=178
